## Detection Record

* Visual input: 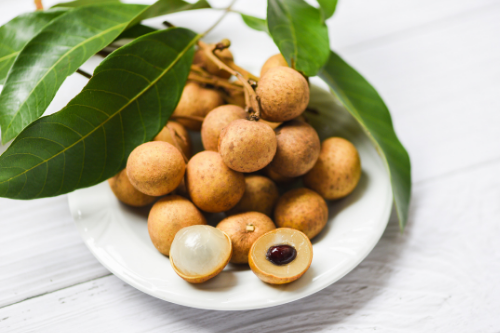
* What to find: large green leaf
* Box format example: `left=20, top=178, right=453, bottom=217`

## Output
left=267, top=0, right=329, bottom=76
left=117, top=24, right=156, bottom=40
left=241, top=14, right=269, bottom=34
left=0, top=9, right=66, bottom=84
left=0, top=28, right=198, bottom=200
left=319, top=51, right=411, bottom=229
left=317, top=0, right=338, bottom=21
left=52, top=0, right=120, bottom=7
left=131, top=0, right=211, bottom=26
left=0, top=4, right=149, bottom=144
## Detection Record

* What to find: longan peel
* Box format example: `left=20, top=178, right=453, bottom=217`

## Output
left=153, top=121, right=192, bottom=158
left=126, top=141, right=185, bottom=197
left=260, top=53, right=288, bottom=77
left=267, top=119, right=320, bottom=178
left=216, top=212, right=276, bottom=264
left=218, top=119, right=277, bottom=173
left=264, top=166, right=296, bottom=184
left=227, top=175, right=279, bottom=217
left=303, top=137, right=362, bottom=200
left=201, top=105, right=247, bottom=151
left=148, top=195, right=207, bottom=256
left=193, top=48, right=233, bottom=79
left=256, top=67, right=309, bottom=122
left=186, top=151, right=245, bottom=213
left=108, top=169, right=156, bottom=207
left=274, top=188, right=328, bottom=239
left=172, top=82, right=224, bottom=131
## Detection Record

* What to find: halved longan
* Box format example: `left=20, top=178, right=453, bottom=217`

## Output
left=256, top=67, right=309, bottom=122
left=218, top=119, right=277, bottom=173
left=126, top=141, right=185, bottom=196
left=304, top=137, right=361, bottom=200
left=154, top=121, right=192, bottom=159
left=108, top=169, right=156, bottom=207
left=227, top=175, right=279, bottom=217
left=201, top=105, right=247, bottom=151
left=186, top=151, right=245, bottom=213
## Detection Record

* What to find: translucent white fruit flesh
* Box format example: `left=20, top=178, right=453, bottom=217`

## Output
left=170, top=225, right=231, bottom=277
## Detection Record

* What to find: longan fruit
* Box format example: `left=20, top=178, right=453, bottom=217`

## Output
left=186, top=151, right=245, bottom=213
left=227, top=175, right=279, bottom=217
left=274, top=188, right=328, bottom=239
left=218, top=119, right=277, bottom=173
left=172, top=82, right=224, bottom=130
left=108, top=169, right=156, bottom=207
left=148, top=195, right=207, bottom=256
left=216, top=212, right=276, bottom=264
left=260, top=53, right=288, bottom=77
left=263, top=166, right=296, bottom=184
left=126, top=141, right=185, bottom=196
left=193, top=48, right=233, bottom=79
left=256, top=67, right=309, bottom=122
left=154, top=121, right=192, bottom=158
left=201, top=105, right=247, bottom=151
left=303, top=137, right=361, bottom=200
left=267, top=119, right=320, bottom=178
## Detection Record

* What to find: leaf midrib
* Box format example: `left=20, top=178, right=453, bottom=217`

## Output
left=0, top=33, right=201, bottom=186
left=0, top=52, right=18, bottom=63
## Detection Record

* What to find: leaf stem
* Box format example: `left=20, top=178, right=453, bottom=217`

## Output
left=76, top=68, right=92, bottom=79
left=202, top=0, right=238, bottom=37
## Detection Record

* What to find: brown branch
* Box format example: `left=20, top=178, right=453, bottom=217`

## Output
left=188, top=72, right=243, bottom=93
left=34, top=0, right=43, bottom=10
left=76, top=68, right=92, bottom=79
left=226, top=61, right=259, bottom=82
left=170, top=115, right=205, bottom=122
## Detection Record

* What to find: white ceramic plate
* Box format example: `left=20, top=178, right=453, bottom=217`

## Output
left=67, top=83, right=393, bottom=311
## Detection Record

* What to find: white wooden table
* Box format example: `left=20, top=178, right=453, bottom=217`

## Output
left=1, top=0, right=500, bottom=331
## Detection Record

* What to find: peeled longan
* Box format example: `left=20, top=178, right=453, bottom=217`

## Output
left=126, top=141, right=185, bottom=196
left=260, top=53, right=288, bottom=77
left=172, top=82, right=224, bottom=130
left=256, top=67, right=309, bottom=122
left=201, top=105, right=247, bottom=151
left=193, top=48, right=233, bottom=79
left=216, top=212, right=276, bottom=264
left=218, top=119, right=277, bottom=173
left=274, top=188, right=328, bottom=239
left=227, top=175, right=279, bottom=217
left=148, top=195, right=207, bottom=256
left=108, top=169, right=156, bottom=207
left=267, top=119, right=320, bottom=178
left=304, top=137, right=361, bottom=200
left=186, top=151, right=245, bottom=213
left=154, top=121, right=192, bottom=158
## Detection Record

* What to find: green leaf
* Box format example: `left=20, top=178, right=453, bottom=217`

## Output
left=52, top=0, right=120, bottom=8
left=319, top=51, right=412, bottom=229
left=317, top=0, right=337, bottom=20
left=267, top=0, right=329, bottom=76
left=241, top=14, right=269, bottom=34
left=0, top=9, right=66, bottom=84
left=131, top=0, right=211, bottom=26
left=0, top=4, right=149, bottom=144
left=117, top=24, right=156, bottom=40
left=0, top=28, right=198, bottom=200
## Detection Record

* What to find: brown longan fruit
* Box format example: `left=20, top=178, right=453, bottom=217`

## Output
left=148, top=195, right=207, bottom=256
left=153, top=121, right=192, bottom=158
left=304, top=137, right=361, bottom=200
left=218, top=119, right=277, bottom=173
left=186, top=151, right=245, bottom=213
left=193, top=48, right=233, bottom=79
left=256, top=67, right=309, bottom=122
left=267, top=119, right=320, bottom=178
left=108, top=169, right=156, bottom=207
left=216, top=212, right=276, bottom=264
left=227, top=175, right=279, bottom=217
left=260, top=53, right=288, bottom=77
left=274, top=188, right=328, bottom=239
left=263, top=166, right=296, bottom=184
left=126, top=141, right=185, bottom=196
left=201, top=105, right=247, bottom=151
left=172, top=82, right=224, bottom=130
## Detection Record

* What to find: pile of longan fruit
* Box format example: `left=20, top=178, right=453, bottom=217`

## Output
left=108, top=44, right=361, bottom=285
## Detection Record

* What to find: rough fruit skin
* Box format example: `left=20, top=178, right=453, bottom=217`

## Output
left=256, top=67, right=309, bottom=122
left=108, top=169, right=156, bottom=207
left=193, top=48, right=233, bottom=79
left=148, top=195, right=207, bottom=256
left=264, top=166, right=295, bottom=184
left=216, top=212, right=276, bottom=264
left=201, top=105, right=247, bottom=151
left=172, top=82, right=224, bottom=130
left=304, top=137, right=361, bottom=200
left=218, top=119, right=277, bottom=173
left=126, top=141, right=185, bottom=196
left=268, top=119, right=320, bottom=178
left=227, top=175, right=279, bottom=217
left=260, top=53, right=288, bottom=77
left=186, top=151, right=245, bottom=213
left=153, top=121, right=192, bottom=158
left=274, top=188, right=328, bottom=239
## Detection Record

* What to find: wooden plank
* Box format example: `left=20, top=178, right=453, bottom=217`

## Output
left=2, top=159, right=499, bottom=331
